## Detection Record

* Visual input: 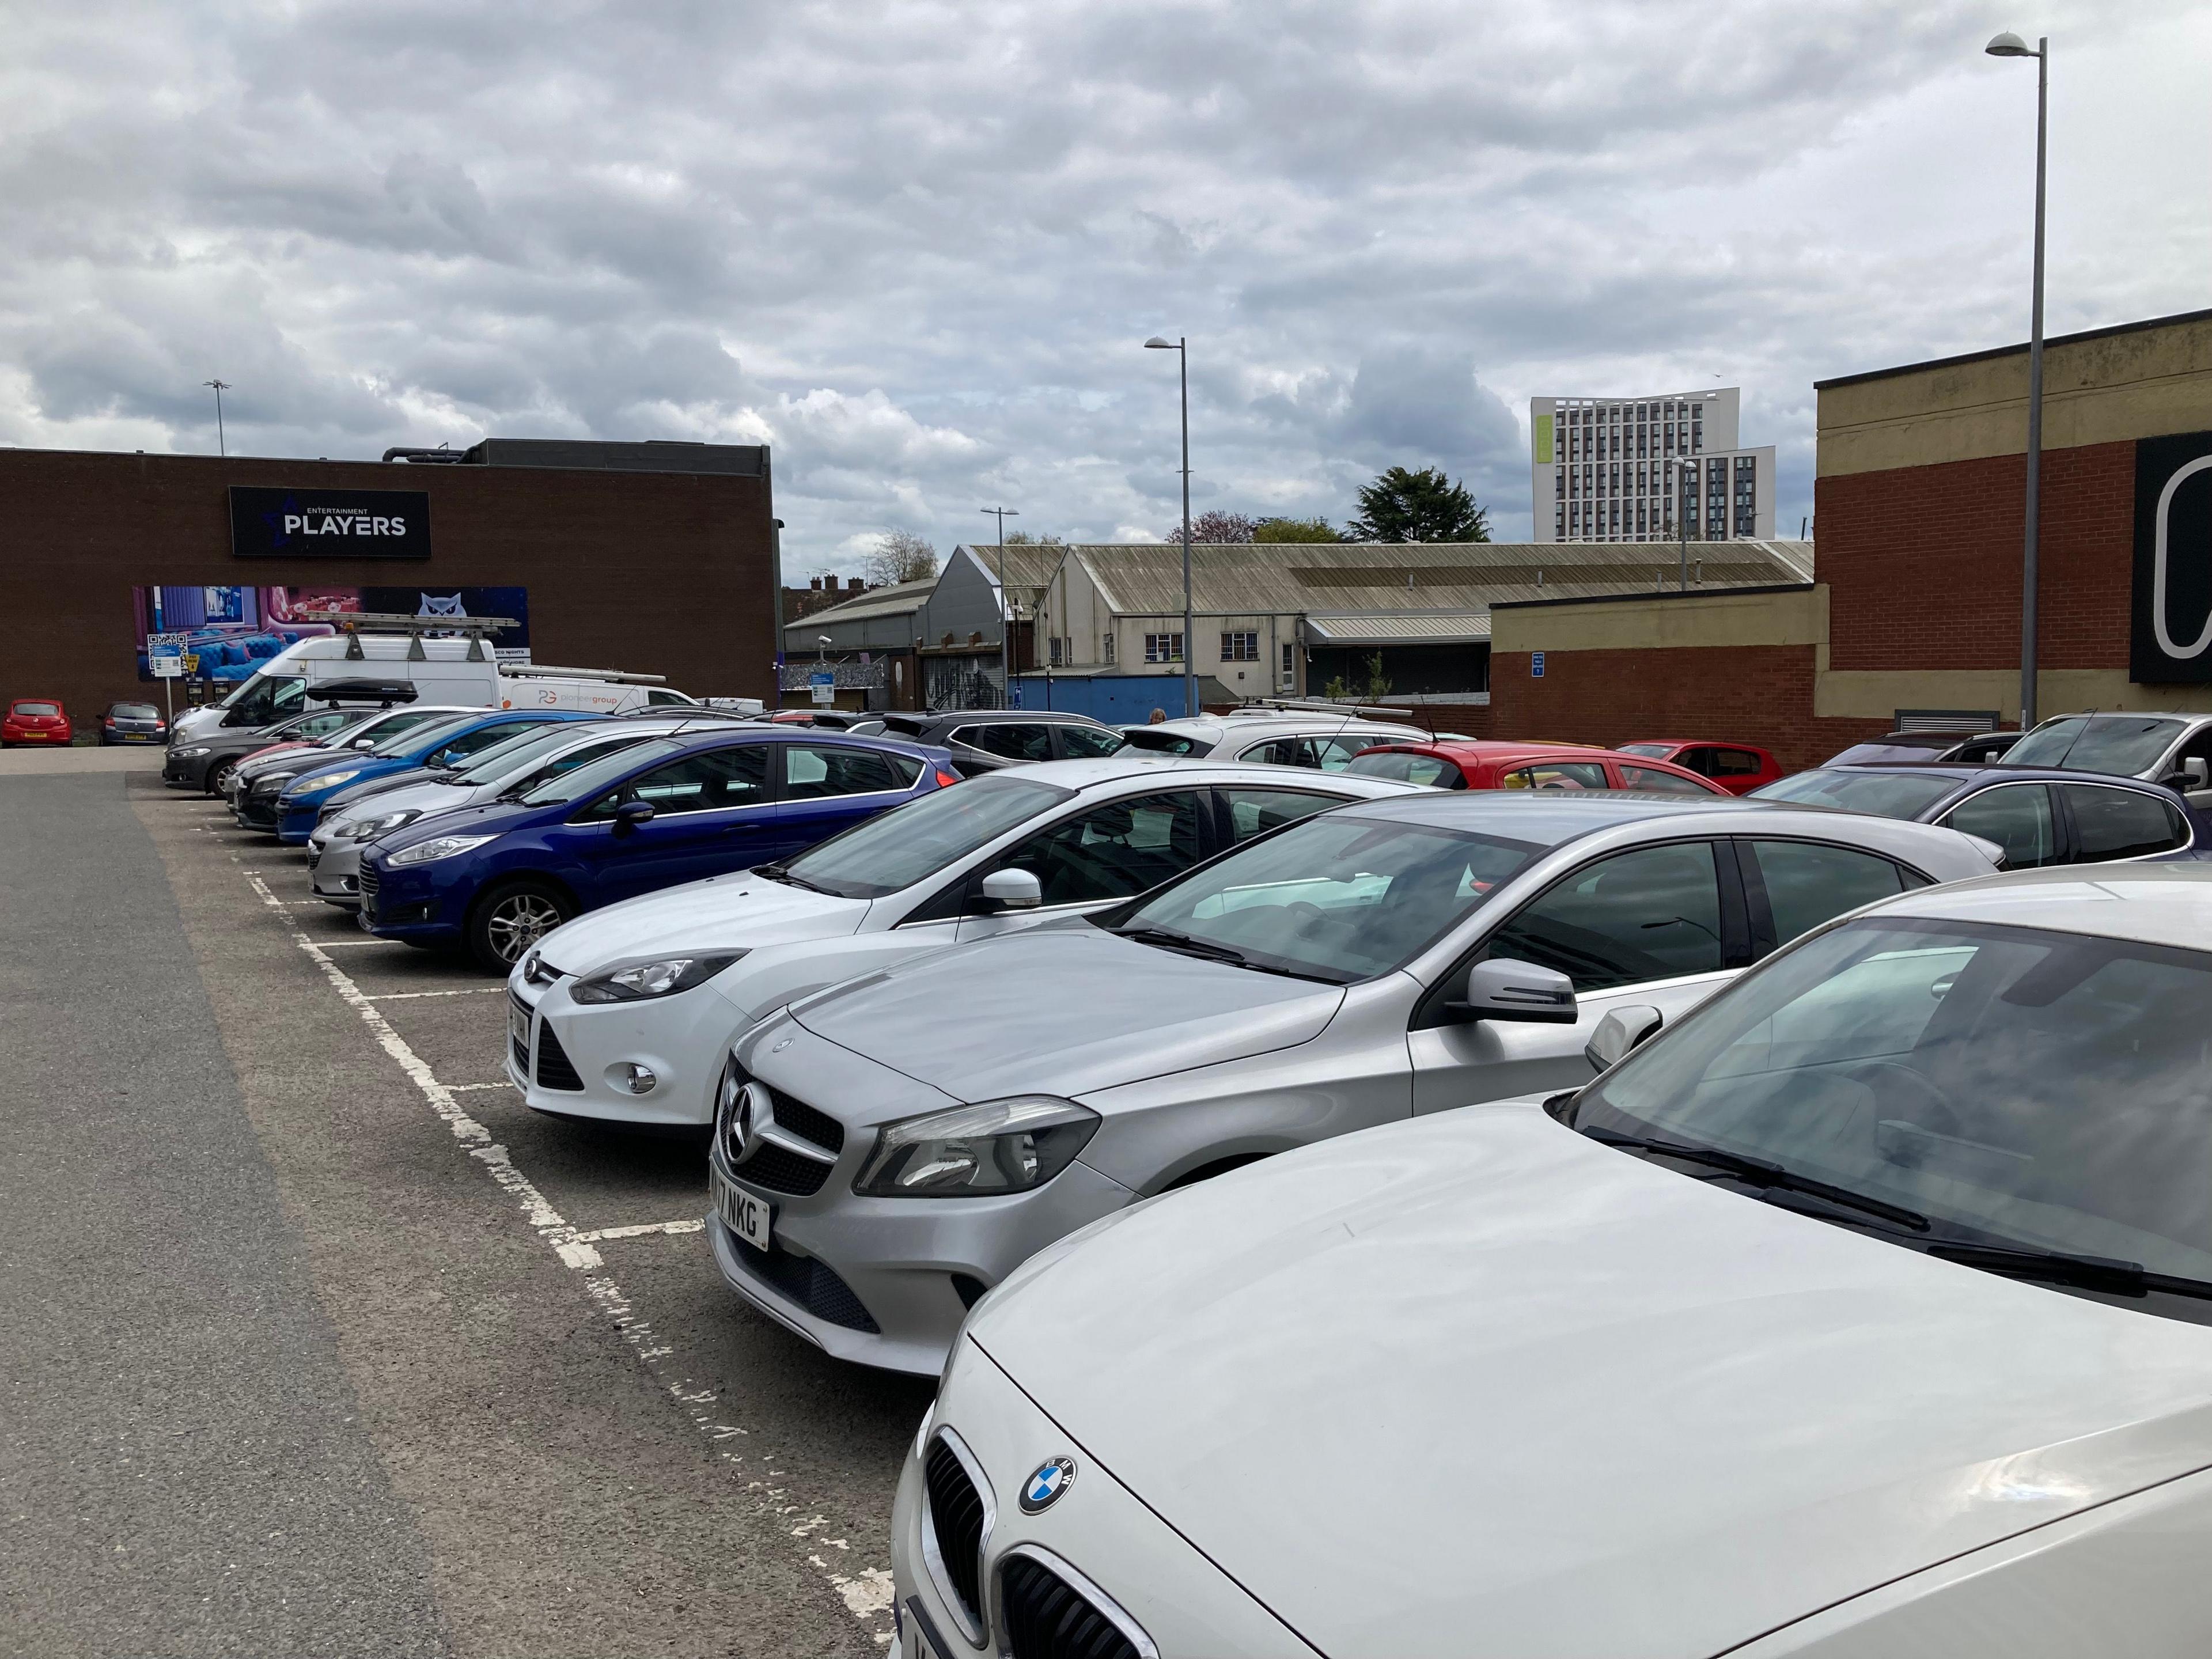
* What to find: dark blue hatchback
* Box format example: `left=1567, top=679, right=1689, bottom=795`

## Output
left=358, top=727, right=956, bottom=969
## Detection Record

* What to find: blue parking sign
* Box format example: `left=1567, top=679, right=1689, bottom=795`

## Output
left=1532, top=651, right=1546, bottom=678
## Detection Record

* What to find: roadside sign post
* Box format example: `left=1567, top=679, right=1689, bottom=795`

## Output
left=809, top=670, right=835, bottom=707
left=146, top=633, right=188, bottom=726
left=1532, top=651, right=1546, bottom=679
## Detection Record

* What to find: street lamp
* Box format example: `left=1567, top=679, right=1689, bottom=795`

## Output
left=1987, top=28, right=2048, bottom=730
left=979, top=506, right=1020, bottom=707
left=1145, top=335, right=1197, bottom=718
left=204, top=380, right=232, bottom=457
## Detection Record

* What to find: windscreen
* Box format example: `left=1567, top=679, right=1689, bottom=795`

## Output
left=1751, top=768, right=1956, bottom=819
left=112, top=703, right=160, bottom=719
left=1616, top=743, right=1672, bottom=759
left=1113, top=812, right=1537, bottom=983
left=452, top=724, right=602, bottom=785
left=1576, top=918, right=2212, bottom=1302
left=2003, top=716, right=2185, bottom=775
left=786, top=775, right=1073, bottom=897
left=373, top=715, right=479, bottom=759
left=518, top=738, right=680, bottom=806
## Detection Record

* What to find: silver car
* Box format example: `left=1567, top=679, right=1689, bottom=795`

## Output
left=1115, top=707, right=1427, bottom=768
left=707, top=793, right=2002, bottom=1374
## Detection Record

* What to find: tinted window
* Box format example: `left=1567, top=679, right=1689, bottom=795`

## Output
left=784, top=744, right=912, bottom=799
left=12, top=701, right=59, bottom=716
left=430, top=720, right=540, bottom=764
left=524, top=738, right=682, bottom=806
left=1745, top=839, right=1910, bottom=949
left=1942, top=785, right=2058, bottom=869
left=1055, top=725, right=1124, bottom=759
left=1487, top=842, right=1724, bottom=992
left=1502, top=761, right=1608, bottom=791
left=1708, top=748, right=1766, bottom=777
left=2063, top=784, right=2189, bottom=861
left=2006, top=715, right=2186, bottom=775
left=1619, top=764, right=1715, bottom=796
left=645, top=689, right=688, bottom=706
left=1347, top=750, right=1464, bottom=788
left=987, top=790, right=1209, bottom=907
left=1114, top=729, right=1206, bottom=757
left=787, top=776, right=1070, bottom=899
left=957, top=723, right=1054, bottom=762
left=1752, top=768, right=1957, bottom=819
left=1221, top=787, right=1345, bottom=844
left=112, top=703, right=160, bottom=719
left=1241, top=737, right=1320, bottom=768
left=582, top=745, right=770, bottom=819
left=374, top=715, right=476, bottom=758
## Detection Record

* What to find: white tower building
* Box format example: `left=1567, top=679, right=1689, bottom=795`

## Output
left=1529, top=387, right=1776, bottom=544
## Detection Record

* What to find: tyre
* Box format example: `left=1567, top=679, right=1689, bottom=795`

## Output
left=206, top=760, right=236, bottom=795
left=465, top=878, right=574, bottom=974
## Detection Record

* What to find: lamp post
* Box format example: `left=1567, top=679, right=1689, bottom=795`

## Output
left=1145, top=335, right=1197, bottom=717
left=204, top=380, right=232, bottom=457
left=979, top=506, right=1020, bottom=707
left=1987, top=29, right=2048, bottom=730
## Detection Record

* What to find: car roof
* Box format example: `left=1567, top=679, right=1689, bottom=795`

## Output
left=976, top=756, right=1429, bottom=794
left=647, top=724, right=947, bottom=761
left=1362, top=738, right=1625, bottom=765
left=1824, top=762, right=2174, bottom=790
left=1870, top=863, right=2212, bottom=953
left=1620, top=739, right=1770, bottom=752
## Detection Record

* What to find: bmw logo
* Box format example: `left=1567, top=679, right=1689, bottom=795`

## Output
left=1018, top=1456, right=1076, bottom=1514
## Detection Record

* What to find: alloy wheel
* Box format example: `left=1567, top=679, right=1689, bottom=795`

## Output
left=484, top=892, right=564, bottom=964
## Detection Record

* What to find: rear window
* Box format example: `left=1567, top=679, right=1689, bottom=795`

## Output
left=1346, top=749, right=1464, bottom=789
left=111, top=703, right=160, bottom=719
left=12, top=701, right=60, bottom=717
left=1752, top=768, right=1957, bottom=819
left=1115, top=729, right=1206, bottom=757
left=1616, top=743, right=1672, bottom=759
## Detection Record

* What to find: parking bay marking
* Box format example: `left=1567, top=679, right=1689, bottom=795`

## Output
left=240, top=872, right=897, bottom=1640
left=362, top=986, right=508, bottom=1001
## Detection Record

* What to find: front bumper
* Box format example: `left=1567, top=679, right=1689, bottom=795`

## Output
left=310, top=837, right=363, bottom=906
left=276, top=802, right=319, bottom=845
left=234, top=789, right=283, bottom=830
left=355, top=862, right=463, bottom=942
left=505, top=967, right=745, bottom=1128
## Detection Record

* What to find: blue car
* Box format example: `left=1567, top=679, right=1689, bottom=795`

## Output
left=272, top=710, right=597, bottom=844
left=357, top=726, right=957, bottom=970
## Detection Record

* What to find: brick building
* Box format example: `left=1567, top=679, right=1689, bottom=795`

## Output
left=1490, top=308, right=2212, bottom=770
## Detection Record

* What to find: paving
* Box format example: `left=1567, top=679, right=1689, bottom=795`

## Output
left=1, top=766, right=932, bottom=1658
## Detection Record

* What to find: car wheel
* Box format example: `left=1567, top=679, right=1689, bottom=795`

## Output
left=206, top=760, right=236, bottom=794
left=467, top=879, right=573, bottom=974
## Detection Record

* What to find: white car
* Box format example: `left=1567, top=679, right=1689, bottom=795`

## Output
left=1115, top=707, right=1427, bottom=768
left=503, top=759, right=1426, bottom=1128
left=895, top=864, right=2212, bottom=1659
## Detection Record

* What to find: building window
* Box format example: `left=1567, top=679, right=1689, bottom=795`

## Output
left=1221, top=631, right=1259, bottom=662
left=1143, top=632, right=1183, bottom=664
left=1103, top=633, right=1116, bottom=665
left=1280, top=641, right=1295, bottom=691
left=1048, top=635, right=1065, bottom=666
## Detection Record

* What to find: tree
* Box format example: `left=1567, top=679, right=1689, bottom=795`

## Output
left=865, top=529, right=939, bottom=586
left=1001, top=531, right=1067, bottom=546
left=1251, top=516, right=1344, bottom=544
left=1164, top=510, right=1255, bottom=543
left=1345, top=467, right=1490, bottom=544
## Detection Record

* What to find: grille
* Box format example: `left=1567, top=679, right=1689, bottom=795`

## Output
left=509, top=995, right=531, bottom=1073
left=1000, top=1554, right=1143, bottom=1659
left=536, top=1025, right=584, bottom=1092
left=923, top=1438, right=987, bottom=1629
left=358, top=867, right=380, bottom=921
left=718, top=1060, right=844, bottom=1196
left=729, top=1142, right=834, bottom=1196
left=728, top=1232, right=878, bottom=1331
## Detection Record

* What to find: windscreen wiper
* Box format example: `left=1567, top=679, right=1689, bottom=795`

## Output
left=1923, top=1243, right=2212, bottom=1301
left=1115, top=926, right=1249, bottom=967
left=1581, top=1127, right=1931, bottom=1232
left=753, top=862, right=834, bottom=895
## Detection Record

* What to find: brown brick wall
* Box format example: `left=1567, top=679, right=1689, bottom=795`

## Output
left=0, top=449, right=777, bottom=726
left=1818, top=440, right=2135, bottom=674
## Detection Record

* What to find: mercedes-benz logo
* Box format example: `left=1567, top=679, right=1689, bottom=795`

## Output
left=728, top=1082, right=774, bottom=1165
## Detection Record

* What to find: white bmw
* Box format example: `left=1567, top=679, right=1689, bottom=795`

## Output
left=896, top=865, right=2212, bottom=1658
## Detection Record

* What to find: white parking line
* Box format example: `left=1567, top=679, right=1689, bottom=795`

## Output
left=241, top=872, right=895, bottom=1642
left=568, top=1218, right=707, bottom=1244
left=313, top=938, right=403, bottom=948
left=442, top=1081, right=517, bottom=1092
left=362, top=986, right=507, bottom=1001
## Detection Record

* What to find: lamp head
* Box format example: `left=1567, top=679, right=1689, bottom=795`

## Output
left=1143, top=336, right=1177, bottom=350
left=1984, top=31, right=2036, bottom=57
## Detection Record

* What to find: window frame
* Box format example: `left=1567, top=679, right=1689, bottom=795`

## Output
left=574, top=740, right=775, bottom=823
left=777, top=740, right=921, bottom=802
left=908, top=785, right=1221, bottom=921
left=1734, top=834, right=1933, bottom=959
left=1207, top=783, right=1360, bottom=848
left=2054, top=779, right=2194, bottom=864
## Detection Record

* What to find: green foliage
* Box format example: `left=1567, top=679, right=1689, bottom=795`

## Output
left=1360, top=652, right=1392, bottom=702
left=1001, top=531, right=1067, bottom=546
left=1346, top=467, right=1490, bottom=544
left=1251, top=516, right=1344, bottom=543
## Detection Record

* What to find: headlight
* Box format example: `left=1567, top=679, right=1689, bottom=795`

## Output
left=294, top=768, right=361, bottom=793
left=853, top=1096, right=1099, bottom=1198
left=387, top=834, right=497, bottom=866
left=174, top=746, right=211, bottom=758
left=569, top=953, right=746, bottom=1003
left=346, top=809, right=421, bottom=840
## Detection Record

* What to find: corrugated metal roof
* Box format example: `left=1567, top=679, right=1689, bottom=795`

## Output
left=1305, top=612, right=1493, bottom=645
left=1040, top=539, right=1813, bottom=616
left=957, top=542, right=1069, bottom=596
left=796, top=575, right=937, bottom=626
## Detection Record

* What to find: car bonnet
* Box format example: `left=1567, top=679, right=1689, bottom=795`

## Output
left=787, top=922, right=1344, bottom=1100
left=534, top=872, right=869, bottom=975
left=966, top=1101, right=2212, bottom=1659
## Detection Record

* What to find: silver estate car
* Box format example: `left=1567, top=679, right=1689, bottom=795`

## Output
left=1114, top=707, right=1427, bottom=768
left=707, top=793, right=2003, bottom=1373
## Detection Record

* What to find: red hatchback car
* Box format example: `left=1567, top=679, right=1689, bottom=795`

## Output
left=1345, top=738, right=1728, bottom=796
left=1616, top=739, right=1783, bottom=794
left=2, top=698, right=73, bottom=747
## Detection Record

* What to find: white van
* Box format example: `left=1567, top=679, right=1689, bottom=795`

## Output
left=170, top=634, right=694, bottom=744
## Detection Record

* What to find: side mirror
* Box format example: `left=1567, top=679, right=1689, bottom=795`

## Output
left=2168, top=757, right=2210, bottom=791
left=979, top=868, right=1043, bottom=911
left=353, top=737, right=378, bottom=749
left=1445, top=958, right=1578, bottom=1024
left=1585, top=1005, right=1664, bottom=1072
left=612, top=800, right=656, bottom=836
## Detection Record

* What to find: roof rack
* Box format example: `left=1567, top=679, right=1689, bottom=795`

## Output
left=503, top=664, right=667, bottom=685
left=1230, top=699, right=1414, bottom=722
left=293, top=609, right=520, bottom=663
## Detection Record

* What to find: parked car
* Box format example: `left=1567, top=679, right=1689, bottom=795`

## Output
left=2000, top=711, right=2212, bottom=812
left=1, top=698, right=72, bottom=747
left=1752, top=763, right=2203, bottom=869
left=358, top=728, right=957, bottom=971
left=899, top=864, right=2212, bottom=1659
left=1615, top=738, right=1784, bottom=793
left=97, top=701, right=168, bottom=745
left=706, top=791, right=1998, bottom=1374
left=1824, top=728, right=2024, bottom=766
left=219, top=705, right=474, bottom=812
left=1346, top=738, right=1728, bottom=796
left=1112, top=708, right=1427, bottom=767
left=266, top=711, right=595, bottom=843
left=164, top=706, right=382, bottom=793
left=767, top=708, right=870, bottom=728
left=308, top=716, right=734, bottom=909
left=507, top=760, right=1427, bottom=1130
left=862, top=710, right=1125, bottom=776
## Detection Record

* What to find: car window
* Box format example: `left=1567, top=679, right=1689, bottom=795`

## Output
left=579, top=744, right=768, bottom=819
left=956, top=722, right=1054, bottom=762
left=113, top=703, right=160, bottom=719
left=789, top=775, right=1071, bottom=899
left=1313, top=734, right=1386, bottom=771
left=1346, top=750, right=1465, bottom=788
left=2005, top=715, right=2187, bottom=775
left=2063, top=783, right=2189, bottom=861
left=1617, top=743, right=1672, bottom=760
left=1055, top=724, right=1124, bottom=760
left=1743, top=839, right=1911, bottom=951
left=1619, top=764, right=1714, bottom=796
left=783, top=743, right=915, bottom=799
left=984, top=789, right=1209, bottom=907
left=296, top=712, right=354, bottom=738
left=1942, top=785, right=2059, bottom=869
left=1220, top=787, right=1347, bottom=844
left=1487, top=841, right=1725, bottom=992
left=13, top=701, right=60, bottom=716
left=645, top=688, right=688, bottom=706
left=1239, top=736, right=1320, bottom=768
left=1115, top=729, right=1206, bottom=757
left=1502, top=761, right=1609, bottom=791
left=1752, top=768, right=1959, bottom=819
left=430, top=719, right=540, bottom=766
left=1709, top=748, right=1766, bottom=777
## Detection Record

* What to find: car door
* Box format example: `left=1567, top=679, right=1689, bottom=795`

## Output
left=1937, top=782, right=2063, bottom=869
left=1214, top=785, right=1362, bottom=847
left=567, top=743, right=775, bottom=903
left=1408, top=838, right=1745, bottom=1112
left=2057, top=781, right=2194, bottom=864
left=1051, top=723, right=1124, bottom=760
left=1734, top=838, right=1923, bottom=959
left=948, top=787, right=1215, bottom=942
left=771, top=742, right=923, bottom=863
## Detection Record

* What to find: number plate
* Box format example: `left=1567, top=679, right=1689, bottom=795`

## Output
left=713, top=1168, right=774, bottom=1252
left=509, top=998, right=529, bottom=1054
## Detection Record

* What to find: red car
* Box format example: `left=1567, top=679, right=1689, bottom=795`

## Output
left=1615, top=739, right=1784, bottom=794
left=1345, top=738, right=1728, bottom=795
left=2, top=698, right=73, bottom=747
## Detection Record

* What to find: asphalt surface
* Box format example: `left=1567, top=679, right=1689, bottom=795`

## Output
left=2, top=769, right=933, bottom=1657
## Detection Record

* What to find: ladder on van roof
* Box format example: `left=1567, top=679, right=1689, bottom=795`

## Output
left=293, top=609, right=521, bottom=662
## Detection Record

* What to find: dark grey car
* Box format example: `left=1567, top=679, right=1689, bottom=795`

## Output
left=860, top=711, right=1126, bottom=776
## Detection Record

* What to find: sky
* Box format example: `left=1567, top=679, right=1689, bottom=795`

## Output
left=2, top=1, right=2207, bottom=575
